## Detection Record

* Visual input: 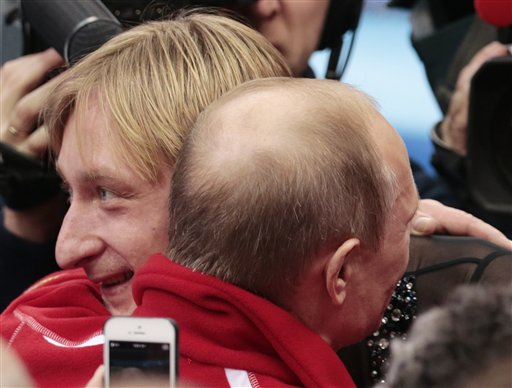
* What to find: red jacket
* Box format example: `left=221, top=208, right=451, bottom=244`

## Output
left=1, top=268, right=109, bottom=387
left=1, top=255, right=355, bottom=387
left=133, top=254, right=356, bottom=387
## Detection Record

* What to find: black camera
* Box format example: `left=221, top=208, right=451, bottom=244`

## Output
left=20, top=0, right=256, bottom=65
left=467, top=55, right=512, bottom=215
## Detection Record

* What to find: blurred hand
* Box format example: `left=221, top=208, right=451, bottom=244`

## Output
left=86, top=365, right=104, bottom=388
left=411, top=199, right=512, bottom=250
left=439, top=41, right=509, bottom=155
left=1, top=49, right=67, bottom=242
left=1, top=48, right=64, bottom=158
left=0, top=338, right=35, bottom=387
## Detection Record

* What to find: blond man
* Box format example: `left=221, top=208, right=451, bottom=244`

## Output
left=0, top=12, right=291, bottom=387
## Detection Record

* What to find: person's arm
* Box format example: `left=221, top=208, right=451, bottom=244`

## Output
left=0, top=206, right=60, bottom=310
left=0, top=50, right=67, bottom=310
left=411, top=199, right=512, bottom=251
left=1, top=48, right=66, bottom=242
left=420, top=41, right=512, bottom=247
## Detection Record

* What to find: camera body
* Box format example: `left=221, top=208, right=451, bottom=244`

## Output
left=21, top=0, right=123, bottom=64
left=20, top=0, right=255, bottom=64
left=467, top=55, right=512, bottom=215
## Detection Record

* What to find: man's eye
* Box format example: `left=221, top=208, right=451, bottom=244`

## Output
left=60, top=183, right=73, bottom=203
left=98, top=188, right=116, bottom=201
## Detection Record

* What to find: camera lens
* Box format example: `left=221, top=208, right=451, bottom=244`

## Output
left=490, top=88, right=512, bottom=190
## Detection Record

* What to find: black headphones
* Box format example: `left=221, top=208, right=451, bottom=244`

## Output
left=318, top=0, right=363, bottom=79
left=319, top=0, right=363, bottom=51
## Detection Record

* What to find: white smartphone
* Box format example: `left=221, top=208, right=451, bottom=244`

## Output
left=103, top=317, right=178, bottom=388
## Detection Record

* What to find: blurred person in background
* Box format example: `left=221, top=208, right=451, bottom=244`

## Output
left=394, top=0, right=512, bottom=236
left=383, top=283, right=512, bottom=388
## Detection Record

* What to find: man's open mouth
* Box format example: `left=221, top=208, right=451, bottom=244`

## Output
left=100, top=271, right=134, bottom=288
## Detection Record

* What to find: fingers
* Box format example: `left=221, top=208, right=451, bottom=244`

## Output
left=441, top=87, right=469, bottom=154
left=1, top=49, right=64, bottom=130
left=5, top=74, right=63, bottom=137
left=410, top=214, right=437, bottom=236
left=1, top=84, right=54, bottom=157
left=1, top=49, right=65, bottom=158
left=85, top=365, right=104, bottom=388
left=440, top=42, right=509, bottom=155
left=16, top=126, right=50, bottom=159
left=1, top=48, right=63, bottom=107
left=412, top=199, right=512, bottom=251
left=464, top=216, right=512, bottom=251
left=456, top=41, right=509, bottom=89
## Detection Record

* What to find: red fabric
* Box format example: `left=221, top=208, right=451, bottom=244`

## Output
left=133, top=254, right=356, bottom=388
left=475, top=0, right=512, bottom=27
left=1, top=255, right=356, bottom=387
left=1, top=268, right=110, bottom=387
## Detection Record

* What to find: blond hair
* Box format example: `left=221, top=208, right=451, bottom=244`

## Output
left=44, top=11, right=291, bottom=182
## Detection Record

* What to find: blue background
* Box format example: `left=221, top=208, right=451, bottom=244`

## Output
left=310, top=1, right=442, bottom=175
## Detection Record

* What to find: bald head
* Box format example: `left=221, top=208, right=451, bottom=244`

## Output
left=168, top=78, right=401, bottom=302
left=183, top=79, right=388, bottom=200
left=200, top=78, right=378, bottom=164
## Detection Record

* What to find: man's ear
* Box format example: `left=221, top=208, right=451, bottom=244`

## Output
left=324, top=238, right=360, bottom=306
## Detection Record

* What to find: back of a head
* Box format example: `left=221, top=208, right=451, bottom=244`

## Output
left=44, top=11, right=291, bottom=182
left=384, top=283, right=512, bottom=388
left=168, top=77, right=397, bottom=303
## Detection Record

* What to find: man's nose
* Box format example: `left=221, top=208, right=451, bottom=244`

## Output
left=250, top=0, right=280, bottom=19
left=55, top=201, right=104, bottom=270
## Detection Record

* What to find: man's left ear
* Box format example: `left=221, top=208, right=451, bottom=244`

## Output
left=324, top=238, right=360, bottom=306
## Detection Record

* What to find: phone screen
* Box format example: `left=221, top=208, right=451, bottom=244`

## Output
left=109, top=340, right=171, bottom=387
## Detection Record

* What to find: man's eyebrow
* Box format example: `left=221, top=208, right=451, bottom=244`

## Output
left=55, top=163, right=120, bottom=184
left=81, top=170, right=115, bottom=182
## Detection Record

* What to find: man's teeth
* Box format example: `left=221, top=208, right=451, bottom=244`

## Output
left=101, top=272, right=134, bottom=288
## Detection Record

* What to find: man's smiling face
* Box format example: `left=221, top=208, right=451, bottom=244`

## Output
left=55, top=104, right=171, bottom=315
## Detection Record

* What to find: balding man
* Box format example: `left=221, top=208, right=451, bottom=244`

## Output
left=132, top=78, right=419, bottom=387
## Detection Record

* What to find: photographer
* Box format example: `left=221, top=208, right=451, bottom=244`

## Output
left=0, top=48, right=65, bottom=308
left=432, top=40, right=512, bottom=236
left=407, top=0, right=512, bottom=236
